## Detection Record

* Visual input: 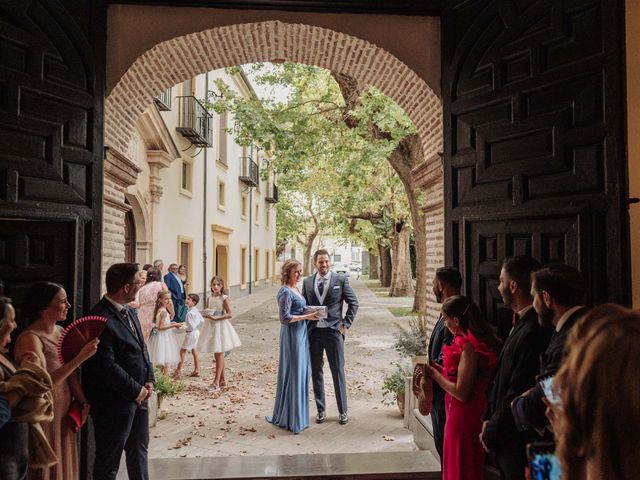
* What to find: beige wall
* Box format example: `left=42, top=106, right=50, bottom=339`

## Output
left=627, top=0, right=640, bottom=307
left=105, top=5, right=440, bottom=96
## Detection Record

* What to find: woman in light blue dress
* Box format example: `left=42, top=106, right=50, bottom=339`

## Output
left=266, top=259, right=319, bottom=434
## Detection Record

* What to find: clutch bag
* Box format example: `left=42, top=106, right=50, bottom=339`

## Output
left=66, top=400, right=83, bottom=433
left=304, top=305, right=328, bottom=319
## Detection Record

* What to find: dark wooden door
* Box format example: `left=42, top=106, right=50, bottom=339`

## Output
left=0, top=0, right=105, bottom=320
left=442, top=0, right=630, bottom=321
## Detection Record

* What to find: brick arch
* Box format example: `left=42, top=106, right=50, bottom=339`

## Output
left=105, top=20, right=442, bottom=159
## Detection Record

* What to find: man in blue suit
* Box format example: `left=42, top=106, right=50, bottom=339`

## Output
left=302, top=249, right=358, bottom=425
left=164, top=263, right=186, bottom=321
left=428, top=266, right=461, bottom=461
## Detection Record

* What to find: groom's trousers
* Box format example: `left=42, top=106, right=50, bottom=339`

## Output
left=309, top=327, right=347, bottom=415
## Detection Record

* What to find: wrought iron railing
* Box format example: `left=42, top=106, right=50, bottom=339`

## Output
left=176, top=96, right=213, bottom=147
left=239, top=156, right=259, bottom=187
left=265, top=182, right=279, bottom=203
left=154, top=87, right=172, bottom=111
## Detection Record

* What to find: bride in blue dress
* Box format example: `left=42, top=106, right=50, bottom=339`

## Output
left=266, top=259, right=320, bottom=434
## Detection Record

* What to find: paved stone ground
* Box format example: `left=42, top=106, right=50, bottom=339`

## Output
left=146, top=277, right=419, bottom=460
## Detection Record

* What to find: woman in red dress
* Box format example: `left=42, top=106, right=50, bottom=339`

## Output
left=427, top=295, right=500, bottom=480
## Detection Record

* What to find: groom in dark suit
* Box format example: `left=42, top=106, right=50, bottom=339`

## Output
left=302, top=249, right=358, bottom=425
left=83, top=263, right=155, bottom=480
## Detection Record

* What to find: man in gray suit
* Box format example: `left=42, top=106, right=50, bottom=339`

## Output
left=302, top=249, right=359, bottom=425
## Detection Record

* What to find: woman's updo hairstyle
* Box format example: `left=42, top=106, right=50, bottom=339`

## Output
left=23, top=281, right=64, bottom=325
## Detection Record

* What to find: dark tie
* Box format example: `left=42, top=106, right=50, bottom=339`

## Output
left=318, top=278, right=324, bottom=295
left=122, top=308, right=139, bottom=339
left=512, top=311, right=520, bottom=327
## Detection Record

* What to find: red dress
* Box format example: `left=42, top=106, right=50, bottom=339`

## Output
left=441, top=332, right=498, bottom=480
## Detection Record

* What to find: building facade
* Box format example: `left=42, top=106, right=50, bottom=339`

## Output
left=106, top=68, right=278, bottom=301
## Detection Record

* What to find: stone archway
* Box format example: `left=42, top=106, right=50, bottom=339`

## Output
left=104, top=20, right=444, bottom=316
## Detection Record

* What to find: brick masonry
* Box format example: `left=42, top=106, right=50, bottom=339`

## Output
left=104, top=20, right=444, bottom=322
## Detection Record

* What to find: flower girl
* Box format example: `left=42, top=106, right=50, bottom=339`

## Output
left=148, top=290, right=181, bottom=374
left=198, top=276, right=241, bottom=390
left=174, top=293, right=203, bottom=378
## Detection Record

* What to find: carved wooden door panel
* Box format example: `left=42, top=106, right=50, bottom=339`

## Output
left=0, top=0, right=104, bottom=319
left=442, top=0, right=630, bottom=322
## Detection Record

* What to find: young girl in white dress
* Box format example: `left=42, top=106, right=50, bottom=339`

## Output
left=198, top=276, right=241, bottom=390
left=147, top=290, right=181, bottom=375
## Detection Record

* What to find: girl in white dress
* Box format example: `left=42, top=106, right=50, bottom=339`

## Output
left=198, top=276, right=241, bottom=389
left=147, top=290, right=181, bottom=374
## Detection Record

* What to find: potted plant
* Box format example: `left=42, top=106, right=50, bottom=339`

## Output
left=392, top=315, right=429, bottom=365
left=154, top=367, right=185, bottom=411
left=382, top=363, right=413, bottom=415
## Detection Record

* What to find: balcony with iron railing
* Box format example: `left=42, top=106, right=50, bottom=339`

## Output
left=265, top=182, right=278, bottom=203
left=154, top=87, right=172, bottom=111
left=176, top=96, right=213, bottom=147
left=239, top=156, right=259, bottom=187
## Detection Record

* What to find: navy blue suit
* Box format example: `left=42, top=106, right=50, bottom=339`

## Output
left=427, top=314, right=453, bottom=460
left=82, top=298, right=155, bottom=480
left=164, top=272, right=186, bottom=319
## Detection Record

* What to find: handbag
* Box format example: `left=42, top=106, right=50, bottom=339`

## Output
left=66, top=400, right=85, bottom=433
left=412, top=363, right=432, bottom=416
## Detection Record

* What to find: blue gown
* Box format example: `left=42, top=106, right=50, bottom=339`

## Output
left=266, top=286, right=310, bottom=434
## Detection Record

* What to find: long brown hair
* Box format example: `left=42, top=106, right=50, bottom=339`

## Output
left=152, top=291, right=171, bottom=324
left=209, top=276, right=226, bottom=296
left=555, top=304, right=640, bottom=480
left=441, top=295, right=501, bottom=354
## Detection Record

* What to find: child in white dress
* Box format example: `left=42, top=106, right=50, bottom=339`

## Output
left=147, top=290, right=181, bottom=375
left=174, top=293, right=203, bottom=378
left=198, top=276, right=241, bottom=389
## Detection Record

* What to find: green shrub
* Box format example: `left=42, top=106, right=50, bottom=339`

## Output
left=381, top=363, right=412, bottom=406
left=154, top=367, right=185, bottom=399
left=392, top=315, right=429, bottom=357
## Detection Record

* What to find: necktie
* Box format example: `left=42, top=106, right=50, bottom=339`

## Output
left=122, top=308, right=138, bottom=339
left=512, top=312, right=520, bottom=327
left=318, top=278, right=325, bottom=295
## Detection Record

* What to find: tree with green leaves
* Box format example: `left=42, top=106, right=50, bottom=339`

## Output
left=209, top=63, right=426, bottom=306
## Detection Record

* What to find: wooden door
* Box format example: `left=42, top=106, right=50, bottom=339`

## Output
left=442, top=0, right=630, bottom=322
left=0, top=0, right=105, bottom=320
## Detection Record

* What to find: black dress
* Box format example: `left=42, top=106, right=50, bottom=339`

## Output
left=0, top=354, right=29, bottom=480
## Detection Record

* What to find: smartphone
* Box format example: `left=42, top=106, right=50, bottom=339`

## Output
left=538, top=375, right=561, bottom=406
left=527, top=443, right=562, bottom=480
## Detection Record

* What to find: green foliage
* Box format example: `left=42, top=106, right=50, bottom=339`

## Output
left=206, top=63, right=416, bottom=251
left=392, top=316, right=429, bottom=357
left=381, top=363, right=412, bottom=406
left=154, top=367, right=185, bottom=398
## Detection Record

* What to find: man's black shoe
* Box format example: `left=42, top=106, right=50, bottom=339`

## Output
left=339, top=413, right=349, bottom=425
left=316, top=411, right=326, bottom=424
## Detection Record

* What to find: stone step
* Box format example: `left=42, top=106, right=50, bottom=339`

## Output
left=137, top=451, right=441, bottom=479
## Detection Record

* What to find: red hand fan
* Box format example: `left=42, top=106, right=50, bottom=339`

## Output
left=57, top=315, right=108, bottom=365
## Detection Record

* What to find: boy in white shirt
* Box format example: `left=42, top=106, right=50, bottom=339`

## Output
left=174, top=293, right=203, bottom=378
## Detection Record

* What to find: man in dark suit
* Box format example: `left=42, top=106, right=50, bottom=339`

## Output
left=427, top=266, right=460, bottom=461
left=164, top=263, right=185, bottom=321
left=481, top=255, right=552, bottom=480
left=511, top=264, right=588, bottom=434
left=302, top=249, right=358, bottom=425
left=83, top=263, right=155, bottom=480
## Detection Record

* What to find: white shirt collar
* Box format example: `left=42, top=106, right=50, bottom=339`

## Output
left=104, top=295, right=125, bottom=312
left=517, top=305, right=533, bottom=318
left=317, top=271, right=331, bottom=284
left=556, top=305, right=585, bottom=332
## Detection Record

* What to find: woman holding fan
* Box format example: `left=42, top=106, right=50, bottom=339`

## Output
left=14, top=282, right=99, bottom=480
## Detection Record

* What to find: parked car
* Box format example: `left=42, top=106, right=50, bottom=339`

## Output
left=349, top=263, right=362, bottom=272
left=333, top=263, right=349, bottom=274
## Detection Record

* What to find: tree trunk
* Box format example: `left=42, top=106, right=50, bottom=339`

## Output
left=332, top=72, right=429, bottom=312
left=369, top=251, right=379, bottom=280
left=302, top=231, right=318, bottom=277
left=379, top=242, right=392, bottom=288
left=389, top=221, right=415, bottom=297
